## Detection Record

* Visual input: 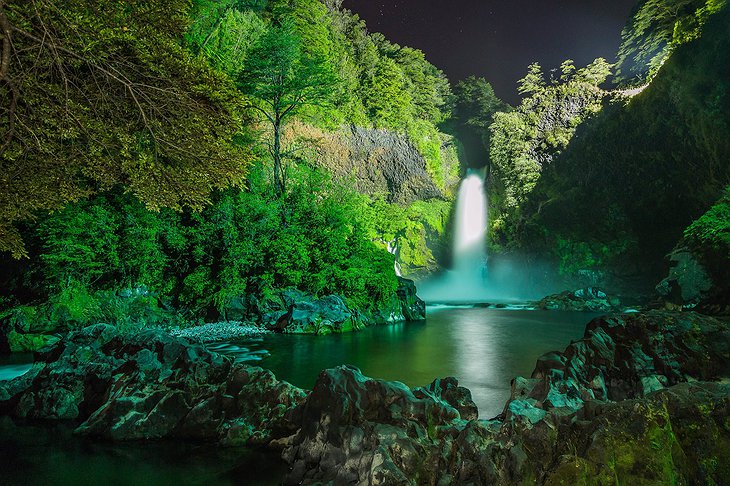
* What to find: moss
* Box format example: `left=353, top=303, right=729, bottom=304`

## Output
left=7, top=330, right=60, bottom=353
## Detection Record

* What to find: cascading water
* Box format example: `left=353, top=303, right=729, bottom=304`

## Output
left=387, top=240, right=403, bottom=277
left=452, top=172, right=488, bottom=278
left=418, top=170, right=491, bottom=303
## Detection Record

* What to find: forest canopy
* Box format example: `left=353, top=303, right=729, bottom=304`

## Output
left=0, top=0, right=252, bottom=258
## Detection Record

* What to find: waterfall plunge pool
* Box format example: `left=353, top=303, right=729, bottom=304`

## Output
left=0, top=307, right=601, bottom=484
left=212, top=306, right=601, bottom=418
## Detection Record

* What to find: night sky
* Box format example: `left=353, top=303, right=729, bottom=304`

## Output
left=341, top=0, right=638, bottom=104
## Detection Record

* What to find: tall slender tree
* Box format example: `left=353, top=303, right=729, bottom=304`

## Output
left=237, top=20, right=338, bottom=195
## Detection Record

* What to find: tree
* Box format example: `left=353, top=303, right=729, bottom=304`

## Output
left=453, top=76, right=509, bottom=170
left=0, top=0, right=251, bottom=258
left=237, top=21, right=338, bottom=195
left=490, top=58, right=612, bottom=209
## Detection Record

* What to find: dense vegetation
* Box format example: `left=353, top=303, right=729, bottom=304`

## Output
left=615, top=0, right=726, bottom=84
left=485, top=3, right=730, bottom=289
left=2, top=0, right=727, bottom=333
left=0, top=0, right=457, bottom=326
left=0, top=0, right=251, bottom=258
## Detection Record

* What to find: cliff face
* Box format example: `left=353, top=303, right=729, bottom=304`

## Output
left=284, top=121, right=462, bottom=204
left=512, top=7, right=730, bottom=295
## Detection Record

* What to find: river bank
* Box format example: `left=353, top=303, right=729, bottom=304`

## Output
left=1, top=309, right=727, bottom=484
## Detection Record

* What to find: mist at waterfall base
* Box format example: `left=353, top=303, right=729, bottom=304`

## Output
left=417, top=173, right=560, bottom=304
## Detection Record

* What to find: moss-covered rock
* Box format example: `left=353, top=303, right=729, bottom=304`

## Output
left=6, top=331, right=59, bottom=353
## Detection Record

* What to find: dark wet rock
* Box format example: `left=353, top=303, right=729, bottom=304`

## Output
left=222, top=278, right=425, bottom=335
left=282, top=365, right=482, bottom=485
left=395, top=277, right=426, bottom=322
left=2, top=311, right=728, bottom=485
left=281, top=312, right=730, bottom=485
left=505, top=311, right=730, bottom=418
left=271, top=292, right=361, bottom=336
left=0, top=324, right=306, bottom=444
left=656, top=247, right=714, bottom=308
left=537, top=287, right=621, bottom=312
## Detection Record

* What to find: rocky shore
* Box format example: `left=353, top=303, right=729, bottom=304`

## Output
left=169, top=321, right=268, bottom=342
left=1, top=310, right=728, bottom=484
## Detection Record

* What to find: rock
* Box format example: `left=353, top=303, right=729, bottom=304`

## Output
left=2, top=311, right=728, bottom=485
left=517, top=311, right=730, bottom=416
left=361, top=277, right=426, bottom=325
left=6, top=330, right=60, bottom=353
left=222, top=279, right=425, bottom=335
left=281, top=312, right=730, bottom=485
left=279, top=294, right=360, bottom=335
left=396, top=277, right=426, bottom=322
left=537, top=287, right=621, bottom=312
left=283, top=121, right=460, bottom=203
left=0, top=324, right=306, bottom=444
left=656, top=247, right=715, bottom=307
left=282, top=365, right=480, bottom=485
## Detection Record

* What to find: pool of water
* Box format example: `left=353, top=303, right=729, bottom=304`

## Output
left=0, top=352, right=33, bottom=381
left=211, top=306, right=600, bottom=418
left=0, top=418, right=286, bottom=486
left=0, top=307, right=599, bottom=485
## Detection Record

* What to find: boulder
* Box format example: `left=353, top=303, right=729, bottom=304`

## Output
left=282, top=312, right=730, bottom=485
left=537, top=287, right=621, bottom=312
left=282, top=365, right=480, bottom=485
left=223, top=279, right=425, bottom=335
left=3, top=311, right=728, bottom=485
left=0, top=324, right=306, bottom=445
left=656, top=247, right=715, bottom=308
left=274, top=293, right=361, bottom=335
left=396, top=277, right=426, bottom=321
left=509, top=311, right=730, bottom=416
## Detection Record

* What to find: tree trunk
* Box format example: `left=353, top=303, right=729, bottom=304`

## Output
left=273, top=117, right=283, bottom=196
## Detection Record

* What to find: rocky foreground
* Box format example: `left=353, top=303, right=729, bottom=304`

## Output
left=1, top=311, right=729, bottom=485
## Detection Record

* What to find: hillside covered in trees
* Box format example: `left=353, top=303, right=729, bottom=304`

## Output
left=0, top=0, right=461, bottom=336
left=457, top=0, right=729, bottom=303
left=0, top=1, right=729, bottom=485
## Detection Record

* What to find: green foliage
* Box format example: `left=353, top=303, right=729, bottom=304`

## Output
left=555, top=237, right=632, bottom=275
left=615, top=0, right=727, bottom=84
left=454, top=76, right=509, bottom=130
left=361, top=197, right=452, bottom=274
left=8, top=166, right=400, bottom=317
left=684, top=186, right=730, bottom=253
left=1, top=0, right=253, bottom=258
left=510, top=8, right=730, bottom=282
left=490, top=58, right=612, bottom=210
left=187, top=6, right=268, bottom=76
left=48, top=280, right=102, bottom=329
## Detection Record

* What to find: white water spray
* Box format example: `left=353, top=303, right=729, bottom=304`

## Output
left=418, top=170, right=491, bottom=303
left=387, top=240, right=403, bottom=277
left=453, top=173, right=488, bottom=276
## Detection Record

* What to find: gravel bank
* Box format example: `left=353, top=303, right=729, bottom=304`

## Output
left=170, top=321, right=268, bottom=342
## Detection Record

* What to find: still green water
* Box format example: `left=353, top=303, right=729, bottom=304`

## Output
left=0, top=418, right=286, bottom=486
left=0, top=307, right=599, bottom=484
left=212, top=306, right=600, bottom=418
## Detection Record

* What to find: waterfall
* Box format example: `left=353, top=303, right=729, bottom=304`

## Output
left=417, top=170, right=490, bottom=303
left=452, top=172, right=488, bottom=277
left=387, top=240, right=403, bottom=277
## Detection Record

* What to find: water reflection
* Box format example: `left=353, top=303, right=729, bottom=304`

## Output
left=0, top=353, right=33, bottom=381
left=222, top=307, right=598, bottom=418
